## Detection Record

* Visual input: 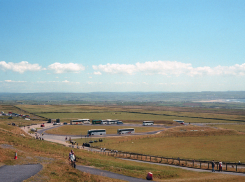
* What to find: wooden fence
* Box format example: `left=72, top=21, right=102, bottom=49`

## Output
left=90, top=146, right=245, bottom=173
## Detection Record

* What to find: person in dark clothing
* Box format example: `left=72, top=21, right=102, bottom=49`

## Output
left=211, top=160, right=215, bottom=172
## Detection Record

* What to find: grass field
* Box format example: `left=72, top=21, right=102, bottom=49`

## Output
left=17, top=104, right=245, bottom=124
left=2, top=119, right=245, bottom=181
left=46, top=125, right=164, bottom=135
left=75, top=125, right=245, bottom=163
left=1, top=105, right=245, bottom=181
left=208, top=124, right=245, bottom=133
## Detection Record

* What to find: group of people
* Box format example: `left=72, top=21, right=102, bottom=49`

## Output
left=211, top=160, right=223, bottom=172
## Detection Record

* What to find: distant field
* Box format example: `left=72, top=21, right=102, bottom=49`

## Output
left=208, top=124, right=245, bottom=133
left=17, top=105, right=245, bottom=124
left=46, top=125, right=163, bottom=135
left=34, top=112, right=175, bottom=123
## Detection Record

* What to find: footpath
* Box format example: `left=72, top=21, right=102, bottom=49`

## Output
left=0, top=164, right=43, bottom=182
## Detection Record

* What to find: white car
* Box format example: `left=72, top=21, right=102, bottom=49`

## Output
left=31, top=128, right=36, bottom=132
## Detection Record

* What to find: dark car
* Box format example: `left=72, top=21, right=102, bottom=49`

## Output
left=63, top=122, right=67, bottom=125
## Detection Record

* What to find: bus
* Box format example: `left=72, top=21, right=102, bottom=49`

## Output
left=70, top=119, right=90, bottom=125
left=142, top=121, right=154, bottom=126
left=173, top=120, right=184, bottom=124
left=101, top=120, right=107, bottom=125
left=117, top=128, right=135, bottom=134
left=106, top=119, right=116, bottom=125
left=92, top=120, right=102, bottom=124
left=87, top=129, right=106, bottom=136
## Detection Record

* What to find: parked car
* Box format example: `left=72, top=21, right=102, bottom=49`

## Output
left=63, top=122, right=67, bottom=125
left=31, top=128, right=37, bottom=132
left=41, top=124, right=45, bottom=127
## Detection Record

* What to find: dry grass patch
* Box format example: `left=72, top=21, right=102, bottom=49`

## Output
left=208, top=124, right=245, bottom=133
left=159, top=125, right=239, bottom=137
left=87, top=126, right=245, bottom=162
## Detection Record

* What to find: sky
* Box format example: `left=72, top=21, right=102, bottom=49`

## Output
left=0, top=0, right=245, bottom=93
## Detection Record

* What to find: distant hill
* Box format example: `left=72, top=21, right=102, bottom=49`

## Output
left=0, top=92, right=245, bottom=105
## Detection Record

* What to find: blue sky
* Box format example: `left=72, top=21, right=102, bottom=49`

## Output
left=0, top=0, right=245, bottom=93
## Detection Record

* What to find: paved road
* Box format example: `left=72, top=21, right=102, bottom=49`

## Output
left=76, top=165, right=151, bottom=182
left=0, top=164, right=43, bottom=182
left=120, top=159, right=245, bottom=177
left=37, top=123, right=167, bottom=138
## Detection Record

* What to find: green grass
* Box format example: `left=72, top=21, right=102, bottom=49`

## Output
left=1, top=105, right=245, bottom=181
left=18, top=104, right=245, bottom=124
left=2, top=120, right=236, bottom=182
left=80, top=134, right=245, bottom=162
left=208, top=124, right=245, bottom=133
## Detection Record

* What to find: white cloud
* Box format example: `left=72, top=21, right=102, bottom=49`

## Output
left=93, top=61, right=245, bottom=77
left=93, top=71, right=102, bottom=75
left=0, top=61, right=42, bottom=73
left=93, top=63, right=137, bottom=75
left=5, top=80, right=27, bottom=83
left=115, top=82, right=134, bottom=85
left=136, top=61, right=192, bottom=76
left=48, top=62, right=85, bottom=74
left=87, top=81, right=102, bottom=85
left=62, top=80, right=69, bottom=83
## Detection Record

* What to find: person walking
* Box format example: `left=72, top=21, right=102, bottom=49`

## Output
left=70, top=151, right=76, bottom=168
left=211, top=160, right=215, bottom=172
left=69, top=150, right=74, bottom=160
left=219, top=161, right=222, bottom=172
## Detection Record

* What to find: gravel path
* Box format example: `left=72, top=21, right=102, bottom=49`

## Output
left=0, top=164, right=43, bottom=182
